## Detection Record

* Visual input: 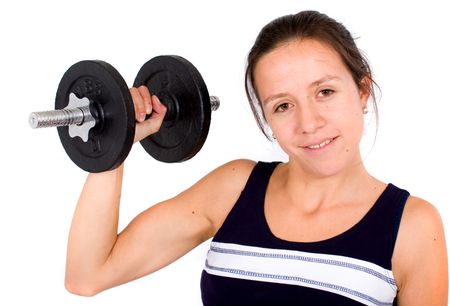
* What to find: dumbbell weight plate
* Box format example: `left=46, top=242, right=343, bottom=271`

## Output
left=133, top=55, right=211, bottom=163
left=55, top=60, right=135, bottom=172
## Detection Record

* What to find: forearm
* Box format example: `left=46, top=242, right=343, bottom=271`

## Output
left=65, top=164, right=124, bottom=294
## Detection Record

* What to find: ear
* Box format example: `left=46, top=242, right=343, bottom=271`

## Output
left=359, top=76, right=372, bottom=108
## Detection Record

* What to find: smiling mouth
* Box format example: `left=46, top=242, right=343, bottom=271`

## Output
left=302, top=137, right=337, bottom=149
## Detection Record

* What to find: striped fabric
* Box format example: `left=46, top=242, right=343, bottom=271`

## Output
left=204, top=242, right=397, bottom=306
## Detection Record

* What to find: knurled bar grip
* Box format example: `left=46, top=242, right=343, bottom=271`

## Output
left=29, top=96, right=219, bottom=129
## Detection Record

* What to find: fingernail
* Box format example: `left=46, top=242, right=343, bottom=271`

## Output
left=139, top=113, right=146, bottom=122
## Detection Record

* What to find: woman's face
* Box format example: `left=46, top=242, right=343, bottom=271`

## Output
left=254, top=39, right=370, bottom=178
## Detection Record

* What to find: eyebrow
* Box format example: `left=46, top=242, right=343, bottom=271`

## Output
left=261, top=75, right=341, bottom=106
left=262, top=93, right=290, bottom=106
left=312, top=75, right=341, bottom=87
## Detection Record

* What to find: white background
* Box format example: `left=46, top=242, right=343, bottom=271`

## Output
left=1, top=0, right=449, bottom=305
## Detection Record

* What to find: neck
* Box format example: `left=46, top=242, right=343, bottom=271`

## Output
left=279, top=159, right=378, bottom=213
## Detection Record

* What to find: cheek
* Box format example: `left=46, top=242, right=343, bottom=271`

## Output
left=266, top=117, right=282, bottom=137
left=266, top=114, right=295, bottom=136
left=330, top=102, right=364, bottom=142
left=341, top=112, right=365, bottom=150
left=334, top=95, right=364, bottom=124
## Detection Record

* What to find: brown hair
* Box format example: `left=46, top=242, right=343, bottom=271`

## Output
left=245, top=10, right=379, bottom=140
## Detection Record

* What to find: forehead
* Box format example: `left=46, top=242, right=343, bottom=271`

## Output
left=254, top=39, right=352, bottom=95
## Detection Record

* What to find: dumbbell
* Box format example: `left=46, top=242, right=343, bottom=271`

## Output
left=29, top=55, right=220, bottom=173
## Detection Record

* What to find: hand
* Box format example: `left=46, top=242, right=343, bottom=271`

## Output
left=130, top=86, right=167, bottom=143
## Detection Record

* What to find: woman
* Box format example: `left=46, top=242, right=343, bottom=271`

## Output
left=65, top=11, right=448, bottom=305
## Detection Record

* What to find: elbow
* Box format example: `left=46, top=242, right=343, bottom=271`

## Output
left=65, top=276, right=101, bottom=297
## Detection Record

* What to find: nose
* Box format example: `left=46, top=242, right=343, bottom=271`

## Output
left=295, top=104, right=326, bottom=134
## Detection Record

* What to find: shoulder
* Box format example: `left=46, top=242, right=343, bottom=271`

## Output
left=399, top=195, right=444, bottom=240
left=181, top=159, right=256, bottom=191
left=214, top=159, right=257, bottom=179
left=395, top=195, right=445, bottom=257
left=393, top=195, right=448, bottom=301
left=195, top=159, right=257, bottom=189
left=178, top=159, right=257, bottom=233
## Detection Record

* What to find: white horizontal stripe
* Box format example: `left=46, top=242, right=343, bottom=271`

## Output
left=204, top=242, right=397, bottom=306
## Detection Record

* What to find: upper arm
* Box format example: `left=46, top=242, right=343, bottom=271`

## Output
left=393, top=196, right=448, bottom=305
left=96, top=159, right=256, bottom=292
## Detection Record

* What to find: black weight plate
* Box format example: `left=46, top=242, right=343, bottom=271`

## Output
left=133, top=55, right=211, bottom=163
left=55, top=60, right=135, bottom=172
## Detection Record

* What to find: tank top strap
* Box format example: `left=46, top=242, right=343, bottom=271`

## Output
left=332, top=183, right=409, bottom=270
left=369, top=183, right=410, bottom=267
left=241, top=161, right=280, bottom=201
left=212, top=161, right=280, bottom=244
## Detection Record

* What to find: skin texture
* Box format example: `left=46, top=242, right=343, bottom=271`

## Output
left=65, top=40, right=448, bottom=305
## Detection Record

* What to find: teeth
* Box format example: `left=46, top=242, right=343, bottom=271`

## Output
left=307, top=139, right=332, bottom=149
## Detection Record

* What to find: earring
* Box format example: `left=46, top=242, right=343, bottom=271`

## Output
left=362, top=106, right=368, bottom=114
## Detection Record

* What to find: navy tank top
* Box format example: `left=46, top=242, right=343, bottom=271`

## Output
left=200, top=161, right=410, bottom=306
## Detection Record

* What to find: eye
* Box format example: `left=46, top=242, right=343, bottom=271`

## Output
left=318, top=89, right=334, bottom=98
left=275, top=102, right=291, bottom=113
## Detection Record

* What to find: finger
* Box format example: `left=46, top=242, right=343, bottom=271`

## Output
left=130, top=87, right=146, bottom=122
left=150, top=95, right=167, bottom=118
left=133, top=95, right=167, bottom=143
left=137, top=85, right=152, bottom=115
